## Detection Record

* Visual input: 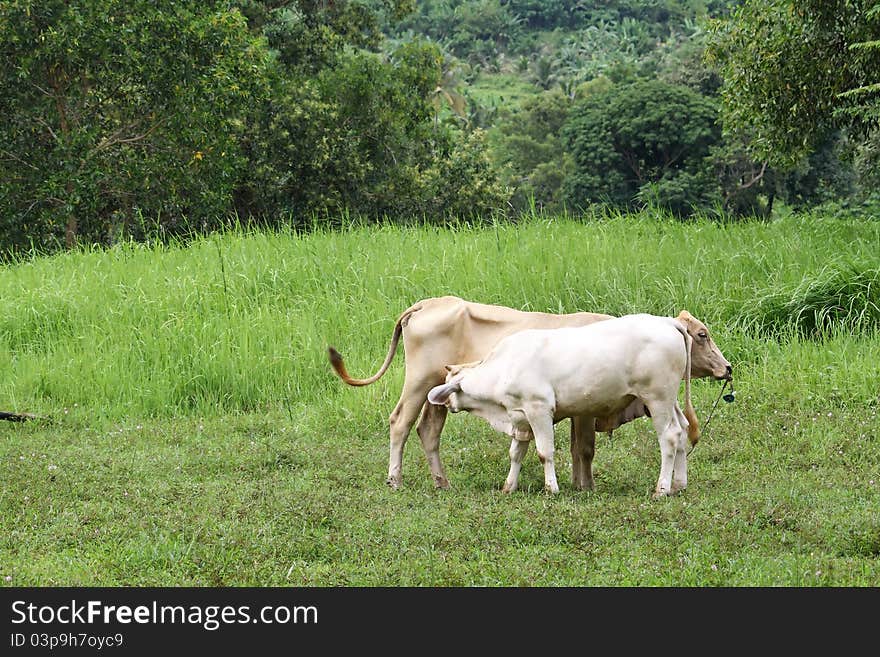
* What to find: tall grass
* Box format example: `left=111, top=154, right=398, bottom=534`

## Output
left=0, top=210, right=877, bottom=420
left=743, top=261, right=880, bottom=337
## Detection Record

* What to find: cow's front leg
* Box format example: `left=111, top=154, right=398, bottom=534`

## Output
left=670, top=405, right=689, bottom=494
left=670, top=441, right=688, bottom=494
left=570, top=415, right=596, bottom=491
left=502, top=437, right=530, bottom=493
left=527, top=408, right=559, bottom=494
left=649, top=406, right=680, bottom=499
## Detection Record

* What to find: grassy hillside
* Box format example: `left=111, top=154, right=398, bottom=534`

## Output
left=1, top=211, right=879, bottom=585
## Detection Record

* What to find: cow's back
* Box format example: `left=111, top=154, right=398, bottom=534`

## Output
left=402, top=296, right=612, bottom=378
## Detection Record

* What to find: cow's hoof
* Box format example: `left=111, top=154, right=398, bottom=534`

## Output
left=386, top=476, right=401, bottom=490
left=670, top=481, right=687, bottom=494
left=501, top=483, right=515, bottom=494
left=545, top=485, right=560, bottom=494
left=652, top=489, right=671, bottom=500
left=433, top=475, right=451, bottom=490
left=574, top=480, right=595, bottom=492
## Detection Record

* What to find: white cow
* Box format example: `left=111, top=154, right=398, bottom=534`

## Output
left=427, top=313, right=732, bottom=498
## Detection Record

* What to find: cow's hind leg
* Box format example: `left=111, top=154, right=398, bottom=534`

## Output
left=502, top=436, right=530, bottom=493
left=526, top=407, right=559, bottom=494
left=417, top=401, right=450, bottom=489
left=570, top=415, right=596, bottom=491
left=648, top=404, right=685, bottom=499
left=387, top=379, right=437, bottom=489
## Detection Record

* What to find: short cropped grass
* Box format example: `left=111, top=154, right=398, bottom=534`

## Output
left=1, top=210, right=879, bottom=585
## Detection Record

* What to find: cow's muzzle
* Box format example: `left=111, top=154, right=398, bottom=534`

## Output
left=715, top=364, right=733, bottom=381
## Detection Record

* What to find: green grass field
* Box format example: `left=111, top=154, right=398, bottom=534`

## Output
left=1, top=211, right=879, bottom=585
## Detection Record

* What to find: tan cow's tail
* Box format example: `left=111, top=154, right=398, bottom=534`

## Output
left=327, top=303, right=423, bottom=387
left=674, top=320, right=700, bottom=446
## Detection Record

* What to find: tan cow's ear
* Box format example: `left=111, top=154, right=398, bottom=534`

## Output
left=677, top=310, right=693, bottom=322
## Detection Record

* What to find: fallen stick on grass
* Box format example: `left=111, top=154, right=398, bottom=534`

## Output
left=0, top=411, right=49, bottom=422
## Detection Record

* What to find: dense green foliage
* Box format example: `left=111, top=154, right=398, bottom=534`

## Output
left=392, top=1, right=739, bottom=63
left=2, top=215, right=879, bottom=585
left=706, top=0, right=880, bottom=196
left=240, top=40, right=507, bottom=222
left=1, top=0, right=878, bottom=256
left=480, top=4, right=781, bottom=216
left=0, top=0, right=509, bottom=255
left=0, top=0, right=272, bottom=251
left=488, top=89, right=573, bottom=211
left=563, top=80, right=720, bottom=215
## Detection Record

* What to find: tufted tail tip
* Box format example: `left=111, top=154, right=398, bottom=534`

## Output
left=687, top=420, right=700, bottom=446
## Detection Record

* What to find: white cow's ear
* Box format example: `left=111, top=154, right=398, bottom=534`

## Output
left=445, top=363, right=471, bottom=376
left=428, top=381, right=461, bottom=405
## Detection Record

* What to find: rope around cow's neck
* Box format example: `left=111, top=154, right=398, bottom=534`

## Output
left=687, top=378, right=731, bottom=457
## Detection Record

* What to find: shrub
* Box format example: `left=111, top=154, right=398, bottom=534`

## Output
left=743, top=261, right=880, bottom=338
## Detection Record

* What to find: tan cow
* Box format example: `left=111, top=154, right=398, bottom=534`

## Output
left=328, top=296, right=729, bottom=490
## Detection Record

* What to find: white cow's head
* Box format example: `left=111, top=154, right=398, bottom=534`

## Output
left=427, top=362, right=475, bottom=412
left=677, top=310, right=732, bottom=380
left=428, top=363, right=518, bottom=437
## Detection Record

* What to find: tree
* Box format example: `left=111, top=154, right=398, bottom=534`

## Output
left=238, top=39, right=440, bottom=221
left=490, top=89, right=573, bottom=212
left=706, top=0, right=880, bottom=169
left=562, top=79, right=721, bottom=216
left=501, top=0, right=573, bottom=30
left=237, top=0, right=415, bottom=73
left=391, top=0, right=522, bottom=64
left=238, top=38, right=510, bottom=223
left=0, top=0, right=272, bottom=252
left=423, top=128, right=511, bottom=221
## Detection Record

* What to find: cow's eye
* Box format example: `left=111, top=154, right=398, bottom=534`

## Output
left=698, top=331, right=708, bottom=339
